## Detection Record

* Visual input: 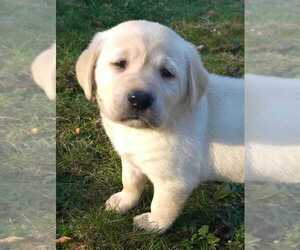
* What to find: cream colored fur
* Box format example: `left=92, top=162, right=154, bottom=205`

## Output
left=76, top=20, right=245, bottom=232
left=246, top=74, right=300, bottom=183
left=31, top=43, right=56, bottom=100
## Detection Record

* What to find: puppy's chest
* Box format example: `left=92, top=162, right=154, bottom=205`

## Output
left=110, top=129, right=171, bottom=160
left=110, top=131, right=204, bottom=180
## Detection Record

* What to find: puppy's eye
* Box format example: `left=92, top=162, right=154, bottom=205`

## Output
left=160, top=67, right=175, bottom=79
left=112, top=59, right=127, bottom=69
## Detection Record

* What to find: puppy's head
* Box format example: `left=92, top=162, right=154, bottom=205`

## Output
left=76, top=20, right=208, bottom=129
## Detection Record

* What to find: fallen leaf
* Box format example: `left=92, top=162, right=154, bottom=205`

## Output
left=31, top=127, right=39, bottom=134
left=197, top=45, right=205, bottom=51
left=0, top=236, right=25, bottom=245
left=56, top=236, right=73, bottom=245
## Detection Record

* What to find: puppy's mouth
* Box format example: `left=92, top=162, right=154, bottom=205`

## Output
left=100, top=103, right=161, bottom=129
left=120, top=115, right=153, bottom=128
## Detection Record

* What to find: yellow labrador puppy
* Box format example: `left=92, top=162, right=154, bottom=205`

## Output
left=76, top=20, right=244, bottom=232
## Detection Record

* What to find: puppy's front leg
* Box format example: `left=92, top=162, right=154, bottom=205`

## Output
left=134, top=181, right=190, bottom=233
left=105, top=158, right=146, bottom=214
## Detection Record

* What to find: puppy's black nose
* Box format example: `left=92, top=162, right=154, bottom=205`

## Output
left=127, top=90, right=154, bottom=110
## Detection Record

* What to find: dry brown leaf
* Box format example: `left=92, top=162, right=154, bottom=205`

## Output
left=0, top=236, right=25, bottom=245
left=31, top=127, right=39, bottom=134
left=56, top=236, right=73, bottom=245
left=197, top=45, right=205, bottom=51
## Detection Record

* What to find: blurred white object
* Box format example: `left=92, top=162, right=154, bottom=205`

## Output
left=246, top=74, right=300, bottom=183
left=31, top=43, right=56, bottom=100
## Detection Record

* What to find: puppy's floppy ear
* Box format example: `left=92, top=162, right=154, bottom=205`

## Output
left=76, top=33, right=104, bottom=101
left=31, top=43, right=56, bottom=100
left=186, top=42, right=209, bottom=107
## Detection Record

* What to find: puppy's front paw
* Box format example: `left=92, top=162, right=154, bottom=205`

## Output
left=105, top=191, right=138, bottom=214
left=133, top=213, right=169, bottom=233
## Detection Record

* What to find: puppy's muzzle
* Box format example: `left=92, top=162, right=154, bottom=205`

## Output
left=118, top=89, right=159, bottom=128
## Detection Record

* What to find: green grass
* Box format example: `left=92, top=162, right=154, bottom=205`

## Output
left=245, top=0, right=300, bottom=77
left=245, top=183, right=300, bottom=250
left=0, top=0, right=55, bottom=249
left=244, top=2, right=300, bottom=249
left=57, top=0, right=244, bottom=249
left=245, top=1, right=300, bottom=249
